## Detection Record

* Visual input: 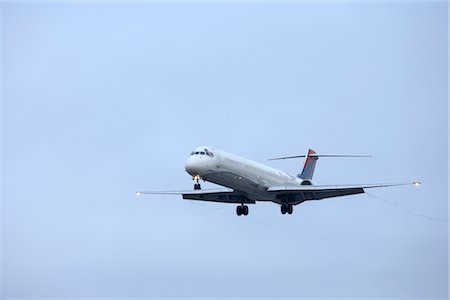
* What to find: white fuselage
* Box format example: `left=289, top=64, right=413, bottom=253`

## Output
left=185, top=146, right=302, bottom=201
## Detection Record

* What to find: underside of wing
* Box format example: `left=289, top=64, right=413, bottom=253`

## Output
left=182, top=190, right=255, bottom=204
left=267, top=182, right=419, bottom=203
left=268, top=185, right=364, bottom=202
left=136, top=189, right=255, bottom=204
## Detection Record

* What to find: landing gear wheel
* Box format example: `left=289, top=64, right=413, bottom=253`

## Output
left=193, top=176, right=202, bottom=190
left=243, top=205, right=249, bottom=216
left=236, top=205, right=243, bottom=216
left=287, top=204, right=293, bottom=214
left=236, top=205, right=248, bottom=216
left=281, top=204, right=293, bottom=215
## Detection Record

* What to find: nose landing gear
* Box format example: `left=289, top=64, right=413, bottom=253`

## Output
left=193, top=175, right=202, bottom=190
left=281, top=204, right=293, bottom=215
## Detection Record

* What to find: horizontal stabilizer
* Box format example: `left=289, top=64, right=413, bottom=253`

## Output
left=268, top=182, right=420, bottom=192
left=269, top=154, right=371, bottom=161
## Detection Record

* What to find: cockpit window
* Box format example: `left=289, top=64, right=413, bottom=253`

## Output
left=190, top=149, right=215, bottom=157
left=205, top=149, right=214, bottom=157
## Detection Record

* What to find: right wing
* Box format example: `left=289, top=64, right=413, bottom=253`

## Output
left=136, top=189, right=255, bottom=204
left=267, top=182, right=420, bottom=201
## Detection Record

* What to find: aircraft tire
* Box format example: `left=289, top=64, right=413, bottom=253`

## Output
left=236, top=205, right=242, bottom=216
left=281, top=205, right=286, bottom=214
left=287, top=204, right=293, bottom=214
left=243, top=205, right=249, bottom=215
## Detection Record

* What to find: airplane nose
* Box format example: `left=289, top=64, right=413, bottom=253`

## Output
left=185, top=156, right=202, bottom=176
left=185, top=150, right=218, bottom=176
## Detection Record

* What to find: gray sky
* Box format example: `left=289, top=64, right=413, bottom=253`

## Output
left=1, top=2, right=448, bottom=299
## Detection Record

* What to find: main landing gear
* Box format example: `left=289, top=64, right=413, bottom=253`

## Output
left=236, top=205, right=249, bottom=216
left=281, top=204, right=293, bottom=215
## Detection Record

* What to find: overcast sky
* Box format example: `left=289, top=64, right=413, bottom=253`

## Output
left=1, top=2, right=448, bottom=299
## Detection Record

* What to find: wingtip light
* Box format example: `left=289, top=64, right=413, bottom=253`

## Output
left=136, top=192, right=141, bottom=196
left=413, top=182, right=421, bottom=186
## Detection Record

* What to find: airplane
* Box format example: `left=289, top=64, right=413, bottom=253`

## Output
left=136, top=146, right=421, bottom=216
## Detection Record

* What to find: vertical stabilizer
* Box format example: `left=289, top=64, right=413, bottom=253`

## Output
left=298, top=149, right=318, bottom=180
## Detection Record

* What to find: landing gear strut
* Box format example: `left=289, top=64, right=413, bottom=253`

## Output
left=236, top=205, right=249, bottom=216
left=281, top=204, right=293, bottom=215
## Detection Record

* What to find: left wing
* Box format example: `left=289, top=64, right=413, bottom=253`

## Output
left=136, top=189, right=255, bottom=204
left=267, top=182, right=420, bottom=201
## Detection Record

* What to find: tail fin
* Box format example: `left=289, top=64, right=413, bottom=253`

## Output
left=298, top=149, right=318, bottom=180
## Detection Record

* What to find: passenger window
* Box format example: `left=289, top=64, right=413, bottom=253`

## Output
left=200, top=151, right=205, bottom=155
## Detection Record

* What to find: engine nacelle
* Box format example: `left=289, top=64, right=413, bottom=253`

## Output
left=301, top=180, right=313, bottom=185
